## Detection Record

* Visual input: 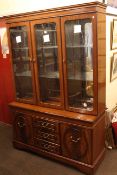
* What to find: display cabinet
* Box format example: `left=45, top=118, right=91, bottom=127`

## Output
left=6, top=2, right=106, bottom=175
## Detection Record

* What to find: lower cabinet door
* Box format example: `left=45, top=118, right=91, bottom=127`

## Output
left=13, top=111, right=33, bottom=144
left=60, top=123, right=92, bottom=164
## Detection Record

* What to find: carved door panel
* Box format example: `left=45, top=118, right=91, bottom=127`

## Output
left=13, top=111, right=33, bottom=144
left=60, top=123, right=92, bottom=164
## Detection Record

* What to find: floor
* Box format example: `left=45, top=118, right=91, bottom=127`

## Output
left=0, top=122, right=117, bottom=175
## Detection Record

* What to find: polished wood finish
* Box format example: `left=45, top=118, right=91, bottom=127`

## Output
left=10, top=105, right=105, bottom=175
left=7, top=22, right=37, bottom=104
left=12, top=110, right=33, bottom=144
left=6, top=2, right=106, bottom=175
left=30, top=17, right=64, bottom=109
left=5, top=2, right=106, bottom=24
left=60, top=123, right=92, bottom=164
left=61, top=13, right=98, bottom=115
left=97, top=13, right=106, bottom=115
left=9, top=102, right=97, bottom=124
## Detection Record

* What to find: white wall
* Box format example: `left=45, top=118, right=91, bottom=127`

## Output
left=0, top=0, right=102, bottom=16
left=106, top=10, right=117, bottom=110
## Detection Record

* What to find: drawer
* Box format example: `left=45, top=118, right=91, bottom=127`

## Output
left=32, top=116, right=59, bottom=134
left=33, top=128, right=60, bottom=144
left=34, top=139, right=61, bottom=155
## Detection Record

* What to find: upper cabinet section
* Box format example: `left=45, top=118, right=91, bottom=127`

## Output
left=61, top=14, right=97, bottom=114
left=6, top=2, right=106, bottom=115
left=8, top=22, right=36, bottom=104
left=31, top=18, right=64, bottom=109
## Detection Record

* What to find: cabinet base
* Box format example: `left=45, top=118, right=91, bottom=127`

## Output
left=13, top=140, right=105, bottom=175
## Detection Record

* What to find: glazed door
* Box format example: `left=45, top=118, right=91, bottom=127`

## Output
left=31, top=18, right=64, bottom=109
left=8, top=22, right=36, bottom=104
left=61, top=14, right=97, bottom=114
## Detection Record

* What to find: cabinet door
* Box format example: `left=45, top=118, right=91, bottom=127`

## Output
left=31, top=18, right=64, bottom=109
left=61, top=14, right=97, bottom=114
left=60, top=123, right=92, bottom=164
left=13, top=111, right=33, bottom=144
left=8, top=22, right=36, bottom=104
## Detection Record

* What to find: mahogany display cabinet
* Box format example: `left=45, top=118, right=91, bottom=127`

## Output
left=6, top=2, right=106, bottom=175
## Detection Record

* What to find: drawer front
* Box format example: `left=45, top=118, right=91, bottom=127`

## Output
left=34, top=139, right=61, bottom=155
left=32, top=116, right=59, bottom=134
left=33, top=128, right=59, bottom=144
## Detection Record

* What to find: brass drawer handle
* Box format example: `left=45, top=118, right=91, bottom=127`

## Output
left=17, top=122, right=25, bottom=128
left=43, top=133, right=49, bottom=139
left=41, top=122, right=48, bottom=128
left=70, top=136, right=80, bottom=143
left=43, top=144, right=49, bottom=149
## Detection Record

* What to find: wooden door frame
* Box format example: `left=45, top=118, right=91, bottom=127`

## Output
left=7, top=21, right=37, bottom=104
left=61, top=13, right=98, bottom=115
left=30, top=17, right=65, bottom=109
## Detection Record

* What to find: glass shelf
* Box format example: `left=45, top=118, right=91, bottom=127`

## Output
left=15, top=71, right=31, bottom=77
left=66, top=45, right=93, bottom=48
left=40, top=71, right=59, bottom=79
left=36, top=29, right=56, bottom=32
left=12, top=47, right=29, bottom=51
left=37, top=46, right=58, bottom=49
left=13, top=60, right=29, bottom=64
left=10, top=29, right=27, bottom=33
left=68, top=72, right=93, bottom=81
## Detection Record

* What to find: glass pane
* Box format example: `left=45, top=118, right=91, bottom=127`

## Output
left=34, top=23, right=60, bottom=103
left=65, top=18, right=93, bottom=111
left=10, top=26, right=33, bottom=100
